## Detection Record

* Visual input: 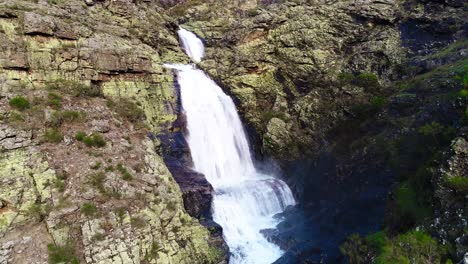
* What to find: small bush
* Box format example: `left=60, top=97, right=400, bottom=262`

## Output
left=61, top=110, right=84, bottom=122
left=340, top=233, right=372, bottom=264
left=130, top=216, right=146, bottom=228
left=8, top=112, right=25, bottom=123
left=44, top=128, right=63, bottom=143
left=81, top=202, right=98, bottom=217
left=47, top=244, right=79, bottom=264
left=110, top=98, right=145, bottom=123
left=48, top=92, right=62, bottom=109
left=116, top=163, right=133, bottom=181
left=91, top=133, right=106, bottom=147
left=444, top=176, right=468, bottom=193
left=356, top=73, right=379, bottom=89
left=82, top=133, right=106, bottom=148
left=375, top=231, right=444, bottom=264
left=394, top=183, right=431, bottom=224
left=89, top=172, right=106, bottom=194
left=46, top=79, right=101, bottom=97
left=338, top=72, right=355, bottom=85
left=75, top=131, right=86, bottom=141
left=371, top=96, right=387, bottom=109
left=92, top=232, right=105, bottom=241
left=261, top=110, right=287, bottom=125
left=9, top=96, right=30, bottom=111
left=105, top=165, right=114, bottom=172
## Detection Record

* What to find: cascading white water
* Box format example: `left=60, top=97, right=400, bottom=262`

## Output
left=167, top=28, right=295, bottom=264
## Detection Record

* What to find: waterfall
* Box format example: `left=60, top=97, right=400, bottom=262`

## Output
left=166, top=28, right=295, bottom=264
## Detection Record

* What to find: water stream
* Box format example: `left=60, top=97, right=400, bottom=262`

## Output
left=166, top=28, right=295, bottom=264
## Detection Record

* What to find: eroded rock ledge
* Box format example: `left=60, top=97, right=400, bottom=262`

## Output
left=0, top=0, right=227, bottom=263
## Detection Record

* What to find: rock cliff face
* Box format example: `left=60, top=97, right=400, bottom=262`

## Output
left=177, top=0, right=406, bottom=160
left=0, top=0, right=225, bottom=263
left=162, top=0, right=466, bottom=262
left=0, top=0, right=466, bottom=263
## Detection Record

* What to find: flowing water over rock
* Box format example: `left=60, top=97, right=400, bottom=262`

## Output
left=166, top=28, right=295, bottom=264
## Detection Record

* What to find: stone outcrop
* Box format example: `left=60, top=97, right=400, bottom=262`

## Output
left=0, top=0, right=226, bottom=263
left=174, top=0, right=407, bottom=160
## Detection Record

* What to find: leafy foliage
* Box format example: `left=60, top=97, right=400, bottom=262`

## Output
left=9, top=96, right=30, bottom=111
left=47, top=244, right=79, bottom=264
left=81, top=202, right=98, bottom=217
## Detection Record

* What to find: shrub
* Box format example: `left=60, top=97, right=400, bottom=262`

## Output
left=47, top=244, right=79, bottom=264
left=44, top=128, right=63, bottom=143
left=61, top=110, right=84, bottom=122
left=394, top=183, right=431, bottom=224
left=89, top=172, right=106, bottom=194
left=48, top=92, right=62, bottom=109
left=9, top=96, right=30, bottom=111
left=82, top=133, right=106, bottom=148
left=116, top=163, right=133, bottom=181
left=75, top=131, right=86, bottom=141
left=92, top=232, right=105, bottom=241
left=338, top=72, right=355, bottom=85
left=46, top=79, right=101, bottom=97
left=356, top=73, right=379, bottom=89
left=91, top=133, right=106, bottom=147
left=459, top=89, right=468, bottom=97
left=371, top=96, right=387, bottom=109
left=110, top=98, right=145, bottom=123
left=340, top=233, right=372, bottom=264
left=444, top=176, right=468, bottom=194
left=375, top=231, right=444, bottom=264
left=81, top=202, right=98, bottom=217
left=261, top=110, right=287, bottom=125
left=130, top=216, right=146, bottom=228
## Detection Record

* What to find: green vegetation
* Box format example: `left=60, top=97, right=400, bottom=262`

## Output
left=61, top=110, right=84, bottom=122
left=342, top=231, right=447, bottom=264
left=53, top=171, right=68, bottom=192
left=48, top=92, right=62, bottom=109
left=338, top=72, right=355, bottom=85
left=169, top=0, right=205, bottom=16
left=46, top=79, right=101, bottom=97
left=444, top=176, right=468, bottom=194
left=375, top=231, right=444, bottom=264
left=340, top=233, right=372, bottom=264
left=47, top=244, right=79, bottom=264
left=89, top=172, right=106, bottom=194
left=418, top=122, right=455, bottom=145
left=130, top=216, right=146, bottom=228
left=371, top=96, right=387, bottom=109
left=90, top=161, right=102, bottom=170
left=394, top=182, right=432, bottom=224
left=91, top=232, right=105, bottom=241
left=261, top=110, right=287, bottom=125
left=108, top=98, right=145, bottom=123
left=48, top=110, right=85, bottom=128
left=82, top=133, right=106, bottom=148
left=459, top=89, right=468, bottom=97
left=116, top=163, right=133, bottom=181
left=81, top=202, right=98, bottom=217
left=9, top=96, right=30, bottom=111
left=356, top=73, right=379, bottom=89
left=105, top=165, right=114, bottom=172
left=44, top=128, right=63, bottom=143
left=75, top=131, right=86, bottom=141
